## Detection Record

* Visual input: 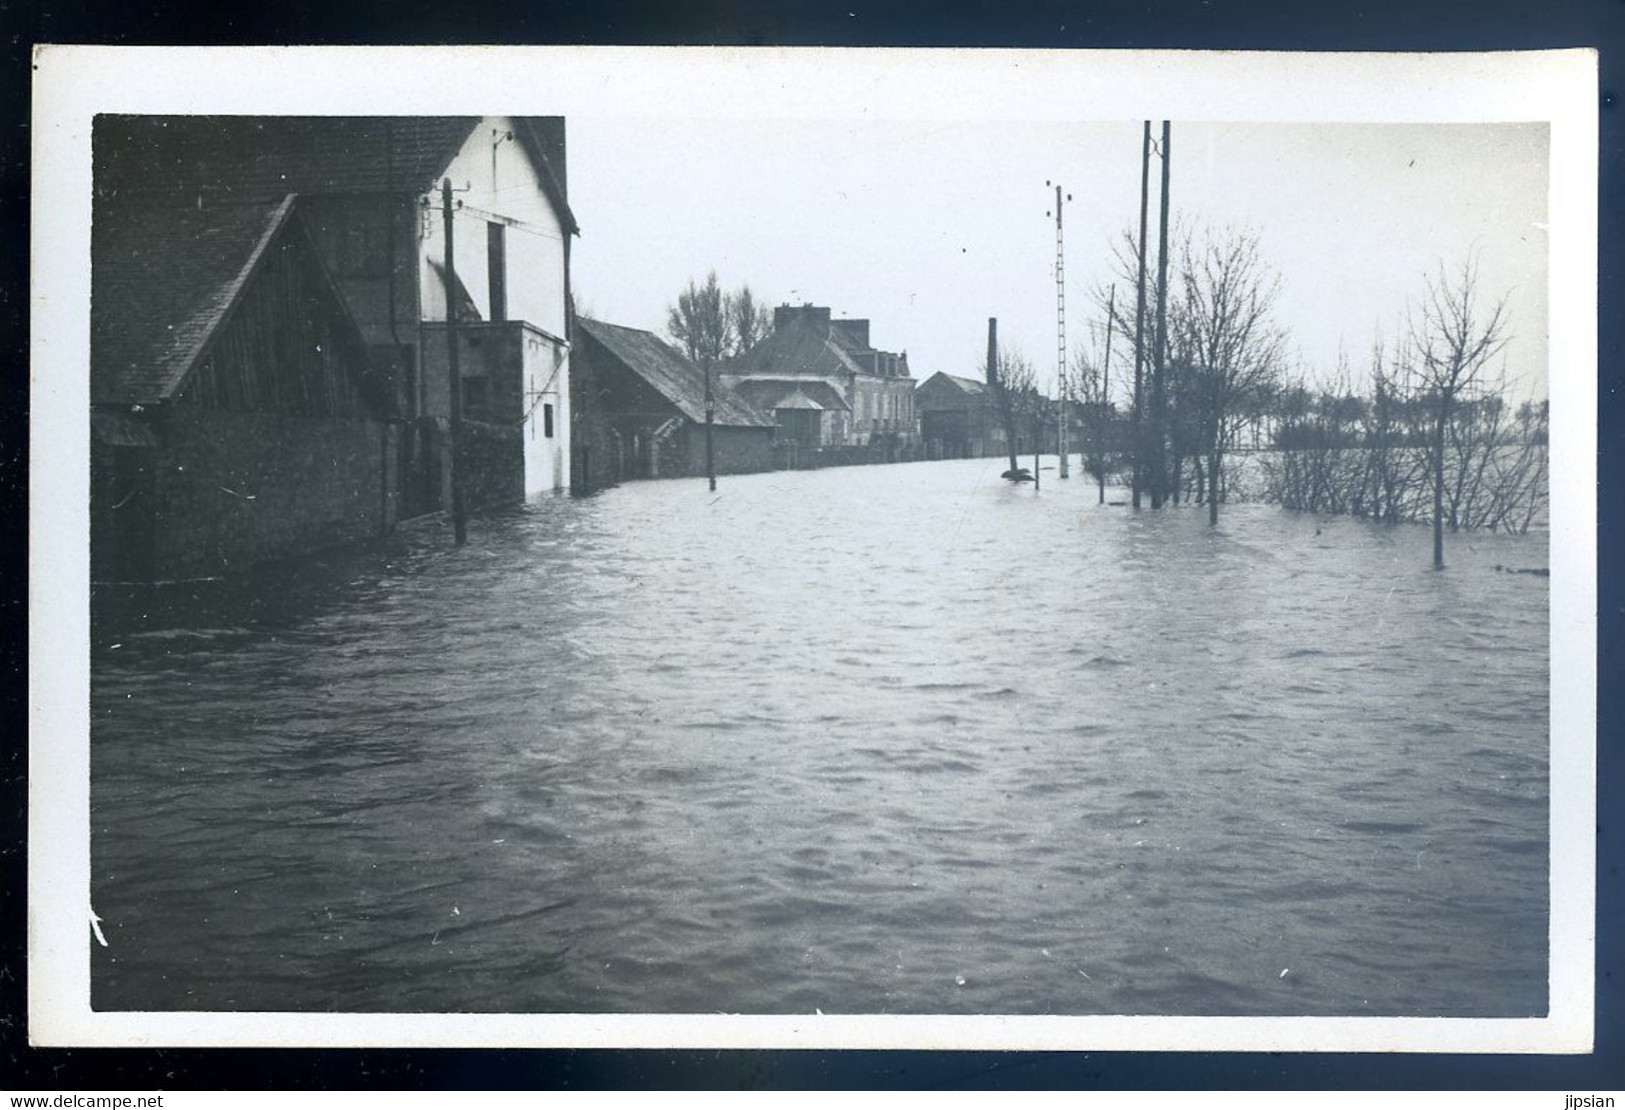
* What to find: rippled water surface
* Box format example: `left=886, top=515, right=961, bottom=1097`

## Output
left=91, top=458, right=1549, bottom=1016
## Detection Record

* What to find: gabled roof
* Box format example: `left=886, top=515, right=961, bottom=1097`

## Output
left=730, top=377, right=851, bottom=414
left=920, top=370, right=987, bottom=396
left=577, top=318, right=775, bottom=429
left=769, top=388, right=827, bottom=411
left=93, top=115, right=578, bottom=235
left=92, top=193, right=310, bottom=404
left=727, top=317, right=867, bottom=379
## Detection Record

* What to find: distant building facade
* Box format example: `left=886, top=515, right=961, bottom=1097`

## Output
left=916, top=371, right=1001, bottom=459
left=572, top=318, right=776, bottom=483
left=722, top=304, right=918, bottom=460
left=91, top=115, right=577, bottom=580
left=915, top=370, right=1070, bottom=460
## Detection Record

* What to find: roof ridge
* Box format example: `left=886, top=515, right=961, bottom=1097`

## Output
left=168, top=193, right=299, bottom=398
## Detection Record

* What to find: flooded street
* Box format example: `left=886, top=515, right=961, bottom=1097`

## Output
left=90, top=457, right=1548, bottom=1017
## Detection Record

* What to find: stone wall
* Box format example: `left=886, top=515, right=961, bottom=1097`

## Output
left=127, top=406, right=397, bottom=581
left=670, top=425, right=776, bottom=479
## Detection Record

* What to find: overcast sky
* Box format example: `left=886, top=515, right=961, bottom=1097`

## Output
left=568, top=119, right=1548, bottom=402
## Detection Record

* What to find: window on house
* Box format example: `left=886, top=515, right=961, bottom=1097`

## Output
left=462, top=376, right=489, bottom=414
left=487, top=222, right=507, bottom=322
left=543, top=402, right=555, bottom=438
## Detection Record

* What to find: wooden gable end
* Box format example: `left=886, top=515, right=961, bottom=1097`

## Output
left=177, top=215, right=380, bottom=419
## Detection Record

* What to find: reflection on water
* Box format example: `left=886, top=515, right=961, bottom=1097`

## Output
left=90, top=458, right=1549, bottom=1016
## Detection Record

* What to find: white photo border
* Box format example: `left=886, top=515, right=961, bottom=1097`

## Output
left=27, top=44, right=1598, bottom=1052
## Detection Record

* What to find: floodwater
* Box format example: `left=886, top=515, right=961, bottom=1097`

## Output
left=90, top=457, right=1550, bottom=1016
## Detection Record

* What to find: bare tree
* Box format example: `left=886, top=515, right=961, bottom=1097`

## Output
left=667, top=270, right=730, bottom=491
left=1410, top=255, right=1511, bottom=569
left=983, top=344, right=1036, bottom=481
left=1096, top=223, right=1183, bottom=507
left=726, top=285, right=774, bottom=356
left=1010, top=362, right=1055, bottom=489
left=1071, top=341, right=1116, bottom=504
left=667, top=270, right=730, bottom=368
left=1169, top=227, right=1287, bottom=525
left=1259, top=315, right=1544, bottom=542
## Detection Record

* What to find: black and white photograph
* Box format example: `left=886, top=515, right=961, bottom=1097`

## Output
left=28, top=46, right=1596, bottom=1052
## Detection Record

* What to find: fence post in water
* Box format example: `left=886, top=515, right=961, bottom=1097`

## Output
left=443, top=179, right=468, bottom=546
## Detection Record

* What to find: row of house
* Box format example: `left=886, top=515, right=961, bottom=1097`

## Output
left=89, top=113, right=1096, bottom=584
left=570, top=302, right=926, bottom=485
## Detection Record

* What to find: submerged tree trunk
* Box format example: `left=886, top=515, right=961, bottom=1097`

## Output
left=1004, top=408, right=1020, bottom=478
left=1432, top=406, right=1447, bottom=569
left=1208, top=448, right=1221, bottom=525
left=1032, top=413, right=1041, bottom=491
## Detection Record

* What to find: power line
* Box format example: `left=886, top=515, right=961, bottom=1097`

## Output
left=421, top=199, right=565, bottom=242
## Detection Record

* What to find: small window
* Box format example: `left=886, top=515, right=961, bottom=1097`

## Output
left=543, top=403, right=555, bottom=438
left=462, top=377, right=489, bottom=414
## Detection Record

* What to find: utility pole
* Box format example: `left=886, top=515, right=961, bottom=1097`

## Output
left=704, top=356, right=716, bottom=492
left=442, top=179, right=468, bottom=545
left=1150, top=120, right=1172, bottom=510
left=988, top=317, right=1018, bottom=479
left=1132, top=122, right=1150, bottom=510
left=1048, top=181, right=1071, bottom=480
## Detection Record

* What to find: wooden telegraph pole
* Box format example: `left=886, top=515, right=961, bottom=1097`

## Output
left=705, top=356, right=716, bottom=492
left=1049, top=181, right=1070, bottom=481
left=988, top=317, right=1018, bottom=480
left=1150, top=121, right=1172, bottom=510
left=442, top=179, right=468, bottom=546
left=1132, top=122, right=1150, bottom=510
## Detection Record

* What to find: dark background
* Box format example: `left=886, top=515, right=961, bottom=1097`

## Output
left=3, top=0, right=1620, bottom=1091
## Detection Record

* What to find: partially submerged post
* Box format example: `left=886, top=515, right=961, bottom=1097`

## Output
left=1050, top=181, right=1069, bottom=480
left=1131, top=122, right=1151, bottom=509
left=988, top=318, right=1019, bottom=481
left=1150, top=120, right=1172, bottom=510
left=1032, top=399, right=1041, bottom=491
left=704, top=357, right=716, bottom=493
left=442, top=178, right=467, bottom=546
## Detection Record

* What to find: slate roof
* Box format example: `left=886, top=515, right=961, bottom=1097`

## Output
left=727, top=316, right=868, bottom=379
left=921, top=371, right=988, bottom=396
left=92, top=193, right=302, bottom=404
left=730, top=377, right=851, bottom=414
left=93, top=115, right=577, bottom=234
left=767, top=388, right=827, bottom=411
left=577, top=318, right=775, bottom=429
left=828, top=319, right=868, bottom=352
